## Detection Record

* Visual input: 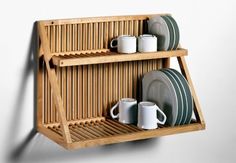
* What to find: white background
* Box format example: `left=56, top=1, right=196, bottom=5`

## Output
left=0, top=0, right=236, bottom=163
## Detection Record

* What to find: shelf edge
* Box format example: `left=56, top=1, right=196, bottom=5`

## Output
left=53, top=49, right=188, bottom=67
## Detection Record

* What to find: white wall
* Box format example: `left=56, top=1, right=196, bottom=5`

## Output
left=1, top=0, right=236, bottom=163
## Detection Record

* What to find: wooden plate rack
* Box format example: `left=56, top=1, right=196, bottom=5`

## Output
left=37, top=14, right=205, bottom=150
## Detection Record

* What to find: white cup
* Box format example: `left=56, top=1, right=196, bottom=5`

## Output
left=138, top=34, right=157, bottom=52
left=110, top=35, right=137, bottom=54
left=137, top=101, right=166, bottom=129
left=110, top=98, right=137, bottom=124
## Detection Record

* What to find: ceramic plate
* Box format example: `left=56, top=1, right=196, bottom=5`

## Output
left=168, top=69, right=193, bottom=124
left=161, top=16, right=175, bottom=50
left=142, top=70, right=178, bottom=126
left=164, top=68, right=188, bottom=124
left=160, top=69, right=183, bottom=125
left=166, top=15, right=180, bottom=50
left=148, top=16, right=170, bottom=51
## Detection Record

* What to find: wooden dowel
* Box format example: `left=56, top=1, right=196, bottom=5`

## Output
left=82, top=65, right=88, bottom=118
left=78, top=66, right=83, bottom=119
left=87, top=65, right=92, bottom=118
left=62, top=67, right=67, bottom=120
left=93, top=65, right=98, bottom=117
left=98, top=64, right=103, bottom=117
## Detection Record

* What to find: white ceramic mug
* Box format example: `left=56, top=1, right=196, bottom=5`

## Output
left=138, top=34, right=157, bottom=52
left=137, top=101, right=166, bottom=129
left=110, top=98, right=137, bottom=124
left=110, top=35, right=137, bottom=54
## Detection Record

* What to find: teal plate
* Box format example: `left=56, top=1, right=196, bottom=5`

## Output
left=164, top=68, right=188, bottom=124
left=161, top=16, right=175, bottom=51
left=164, top=15, right=176, bottom=50
left=161, top=69, right=183, bottom=125
left=166, top=15, right=180, bottom=50
left=169, top=68, right=193, bottom=124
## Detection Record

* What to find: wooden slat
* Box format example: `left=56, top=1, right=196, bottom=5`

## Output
left=87, top=65, right=93, bottom=118
left=93, top=65, right=98, bottom=117
left=52, top=49, right=188, bottom=67
left=98, top=64, right=103, bottom=116
left=78, top=66, right=83, bottom=119
left=82, top=65, right=88, bottom=118
left=103, top=64, right=108, bottom=117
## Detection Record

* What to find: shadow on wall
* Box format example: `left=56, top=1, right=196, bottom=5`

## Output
left=6, top=22, right=38, bottom=163
left=5, top=22, right=161, bottom=163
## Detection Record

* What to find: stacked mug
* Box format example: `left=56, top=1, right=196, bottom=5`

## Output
left=110, top=34, right=158, bottom=54
left=110, top=98, right=166, bottom=130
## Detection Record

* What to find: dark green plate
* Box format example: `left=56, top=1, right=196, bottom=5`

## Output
left=164, top=69, right=188, bottom=124
left=168, top=68, right=193, bottom=124
left=166, top=15, right=180, bottom=50
left=161, top=16, right=175, bottom=51
left=161, top=69, right=183, bottom=125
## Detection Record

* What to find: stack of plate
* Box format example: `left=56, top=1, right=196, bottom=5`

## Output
left=142, top=68, right=193, bottom=126
left=148, top=15, right=180, bottom=51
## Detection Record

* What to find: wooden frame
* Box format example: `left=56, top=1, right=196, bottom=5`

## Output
left=37, top=14, right=205, bottom=150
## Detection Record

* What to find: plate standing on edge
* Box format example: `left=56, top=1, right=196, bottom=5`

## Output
left=148, top=16, right=170, bottom=51
left=142, top=71, right=178, bottom=126
left=160, top=69, right=183, bottom=125
left=166, top=15, right=180, bottom=50
left=169, top=68, right=193, bottom=124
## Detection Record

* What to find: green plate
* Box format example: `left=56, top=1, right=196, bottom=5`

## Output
left=160, top=69, right=183, bottom=125
left=169, top=68, right=193, bottom=124
left=166, top=15, right=180, bottom=50
left=164, top=15, right=176, bottom=50
left=161, top=16, right=175, bottom=51
left=164, top=68, right=188, bottom=124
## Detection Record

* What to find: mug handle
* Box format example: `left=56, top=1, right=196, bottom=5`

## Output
left=110, top=101, right=119, bottom=119
left=110, top=38, right=118, bottom=48
left=155, top=105, right=167, bottom=125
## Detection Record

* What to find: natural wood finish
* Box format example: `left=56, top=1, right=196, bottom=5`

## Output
left=52, top=49, right=187, bottom=67
left=37, top=14, right=205, bottom=150
left=38, top=22, right=72, bottom=143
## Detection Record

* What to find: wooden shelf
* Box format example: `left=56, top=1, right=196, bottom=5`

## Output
left=37, top=14, right=205, bottom=150
left=38, top=118, right=204, bottom=150
left=51, top=49, right=188, bottom=67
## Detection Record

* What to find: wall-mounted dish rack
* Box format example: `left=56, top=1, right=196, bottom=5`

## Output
left=37, top=14, right=205, bottom=150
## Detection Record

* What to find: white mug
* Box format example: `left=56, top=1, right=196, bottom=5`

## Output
left=110, top=98, right=137, bottom=124
left=137, top=101, right=166, bottom=129
left=138, top=34, right=157, bottom=52
left=110, top=35, right=137, bottom=54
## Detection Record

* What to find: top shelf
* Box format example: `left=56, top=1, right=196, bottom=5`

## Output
left=51, top=48, right=188, bottom=67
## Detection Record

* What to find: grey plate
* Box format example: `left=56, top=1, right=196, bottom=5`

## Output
left=142, top=70, right=178, bottom=126
left=148, top=16, right=170, bottom=51
left=161, top=16, right=175, bottom=51
left=163, top=68, right=188, bottom=124
left=168, top=69, right=193, bottom=124
left=166, top=15, right=180, bottom=50
left=160, top=69, right=183, bottom=125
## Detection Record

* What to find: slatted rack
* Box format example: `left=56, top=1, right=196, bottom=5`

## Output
left=37, top=14, right=205, bottom=150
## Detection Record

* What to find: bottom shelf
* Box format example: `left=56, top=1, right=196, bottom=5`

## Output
left=38, top=118, right=205, bottom=150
